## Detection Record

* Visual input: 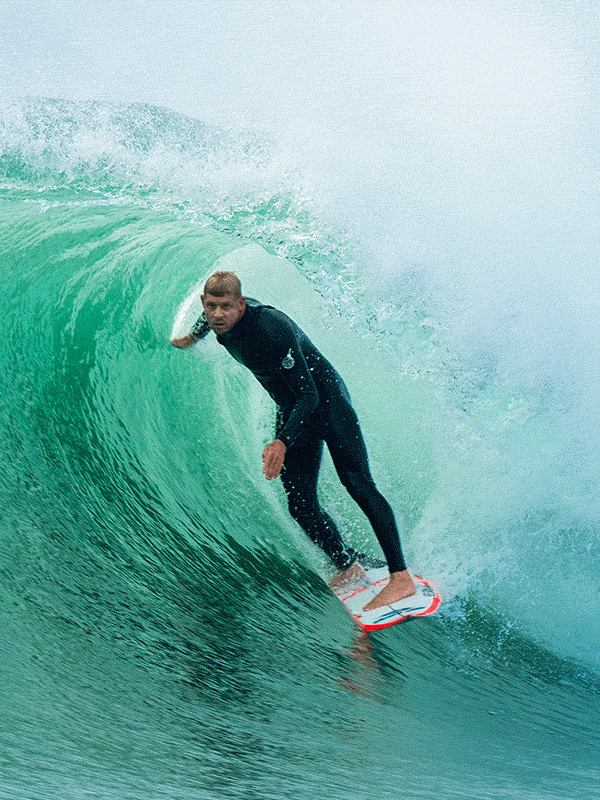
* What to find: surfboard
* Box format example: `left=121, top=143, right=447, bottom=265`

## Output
left=331, top=567, right=441, bottom=631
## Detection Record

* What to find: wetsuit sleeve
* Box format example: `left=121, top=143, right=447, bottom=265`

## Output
left=277, top=353, right=319, bottom=447
left=264, top=318, right=320, bottom=448
left=190, top=312, right=211, bottom=340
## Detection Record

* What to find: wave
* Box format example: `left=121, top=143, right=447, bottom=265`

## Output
left=1, top=94, right=599, bottom=676
left=2, top=97, right=599, bottom=680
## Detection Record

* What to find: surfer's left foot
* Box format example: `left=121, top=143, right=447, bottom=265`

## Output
left=328, top=562, right=367, bottom=590
left=361, top=570, right=416, bottom=613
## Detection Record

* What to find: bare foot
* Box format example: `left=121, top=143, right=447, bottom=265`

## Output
left=361, top=570, right=416, bottom=612
left=328, top=562, right=367, bottom=591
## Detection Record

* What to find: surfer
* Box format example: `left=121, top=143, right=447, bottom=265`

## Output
left=171, top=271, right=415, bottom=612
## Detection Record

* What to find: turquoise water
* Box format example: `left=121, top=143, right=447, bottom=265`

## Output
left=3, top=3, right=600, bottom=798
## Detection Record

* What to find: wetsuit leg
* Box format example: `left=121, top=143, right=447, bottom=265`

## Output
left=323, top=403, right=408, bottom=574
left=279, top=437, right=359, bottom=571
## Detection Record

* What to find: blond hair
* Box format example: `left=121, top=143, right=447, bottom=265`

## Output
left=203, top=271, right=242, bottom=298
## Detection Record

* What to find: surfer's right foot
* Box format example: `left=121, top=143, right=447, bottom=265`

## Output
left=362, top=569, right=416, bottom=612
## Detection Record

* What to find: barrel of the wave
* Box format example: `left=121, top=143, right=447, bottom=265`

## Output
left=171, top=252, right=441, bottom=633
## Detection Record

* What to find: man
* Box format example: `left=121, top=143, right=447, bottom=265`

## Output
left=171, top=270, right=415, bottom=612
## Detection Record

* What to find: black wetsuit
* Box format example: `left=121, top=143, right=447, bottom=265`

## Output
left=192, top=299, right=407, bottom=573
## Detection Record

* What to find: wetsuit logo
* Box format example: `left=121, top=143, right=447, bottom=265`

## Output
left=282, top=349, right=295, bottom=369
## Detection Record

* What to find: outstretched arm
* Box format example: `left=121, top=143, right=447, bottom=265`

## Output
left=171, top=312, right=211, bottom=348
left=170, top=333, right=198, bottom=349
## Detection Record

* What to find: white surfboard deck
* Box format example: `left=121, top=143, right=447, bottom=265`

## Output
left=331, top=567, right=441, bottom=631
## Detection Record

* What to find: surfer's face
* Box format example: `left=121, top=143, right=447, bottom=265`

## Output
left=201, top=293, right=246, bottom=334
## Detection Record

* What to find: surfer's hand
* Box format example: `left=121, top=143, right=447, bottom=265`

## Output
left=262, top=439, right=287, bottom=480
left=170, top=334, right=197, bottom=349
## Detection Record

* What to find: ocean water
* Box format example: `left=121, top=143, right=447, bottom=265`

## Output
left=2, top=2, right=600, bottom=798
